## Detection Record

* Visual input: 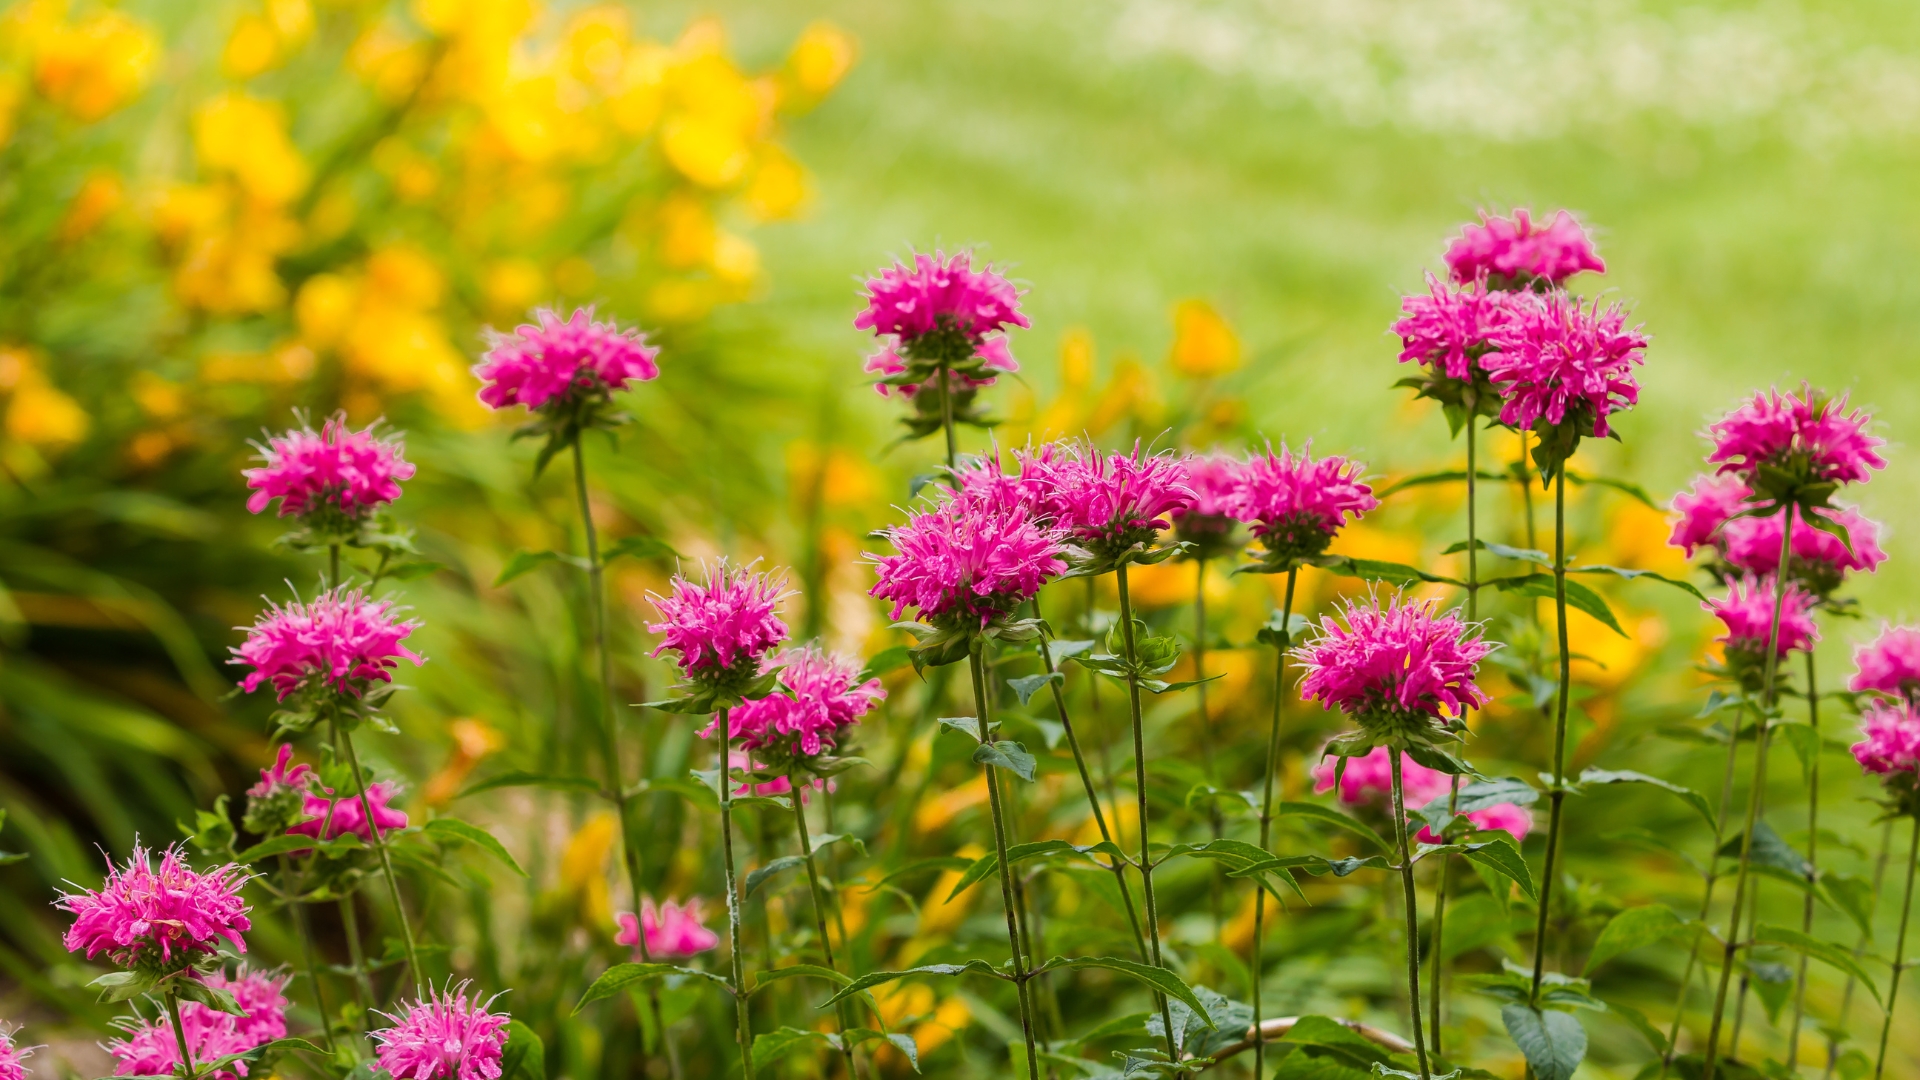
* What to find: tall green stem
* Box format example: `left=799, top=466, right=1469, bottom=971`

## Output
left=165, top=987, right=198, bottom=1079
left=1254, top=567, right=1298, bottom=1079
left=1826, top=819, right=1895, bottom=1079
left=1787, top=649, right=1822, bottom=1063
left=571, top=443, right=679, bottom=1079
left=338, top=895, right=376, bottom=1016
left=340, top=729, right=421, bottom=996
left=1702, top=507, right=1798, bottom=1080
left=281, top=856, right=335, bottom=1051
left=716, top=715, right=756, bottom=1079
left=1527, top=468, right=1572, bottom=1004
left=1195, top=556, right=1225, bottom=943
left=1873, top=817, right=1919, bottom=1079
left=1390, top=752, right=1433, bottom=1080
left=1428, top=414, right=1479, bottom=1055
left=967, top=647, right=1041, bottom=1079
left=789, top=769, right=861, bottom=1079
left=1031, top=591, right=1153, bottom=963
left=938, top=360, right=957, bottom=471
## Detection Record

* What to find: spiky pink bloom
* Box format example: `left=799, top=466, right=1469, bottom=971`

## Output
left=1722, top=505, right=1885, bottom=580
left=1018, top=442, right=1195, bottom=557
left=372, top=984, right=510, bottom=1080
left=1313, top=746, right=1451, bottom=808
left=1234, top=442, right=1377, bottom=561
left=1669, top=474, right=1753, bottom=557
left=0, top=1026, right=32, bottom=1080
left=1481, top=290, right=1645, bottom=437
left=856, top=250, right=1027, bottom=347
left=474, top=307, right=660, bottom=412
left=245, top=743, right=312, bottom=801
left=1705, top=575, right=1819, bottom=660
left=868, top=489, right=1068, bottom=629
left=703, top=647, right=884, bottom=758
left=289, top=782, right=409, bottom=843
left=58, top=844, right=251, bottom=968
left=1393, top=274, right=1519, bottom=381
left=1443, top=209, right=1605, bottom=287
left=1852, top=699, right=1920, bottom=776
left=616, top=898, right=720, bottom=960
left=1298, top=594, right=1492, bottom=726
left=231, top=588, right=423, bottom=701
left=1851, top=625, right=1920, bottom=701
left=1175, top=453, right=1244, bottom=521
left=645, top=564, right=790, bottom=681
left=109, top=970, right=286, bottom=1080
left=1707, top=386, right=1885, bottom=490
left=952, top=451, right=1045, bottom=516
left=244, top=416, right=415, bottom=519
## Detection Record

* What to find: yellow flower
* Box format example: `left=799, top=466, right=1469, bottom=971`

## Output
left=657, top=193, right=715, bottom=269
left=193, top=92, right=308, bottom=206
left=607, top=41, right=668, bottom=135
left=223, top=13, right=280, bottom=79
left=786, top=23, right=856, bottom=99
left=560, top=810, right=617, bottom=929
left=347, top=22, right=430, bottom=104
left=743, top=144, right=808, bottom=221
left=1, top=353, right=88, bottom=450
left=31, top=9, right=158, bottom=122
left=1168, top=299, right=1241, bottom=378
left=57, top=169, right=123, bottom=241
left=295, top=273, right=357, bottom=348
left=710, top=230, right=759, bottom=285
left=482, top=259, right=545, bottom=316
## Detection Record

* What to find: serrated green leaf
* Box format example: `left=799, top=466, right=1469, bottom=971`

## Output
left=1750, top=924, right=1881, bottom=1004
left=1275, top=801, right=1391, bottom=852
left=1579, top=768, right=1715, bottom=831
left=1008, top=671, right=1063, bottom=705
left=423, top=818, right=526, bottom=876
left=973, top=740, right=1037, bottom=782
left=573, top=962, right=733, bottom=1013
left=501, top=1020, right=545, bottom=1080
left=1501, top=1005, right=1585, bottom=1080
left=1461, top=836, right=1537, bottom=903
left=1567, top=564, right=1707, bottom=600
left=1584, top=904, right=1688, bottom=974
left=937, top=715, right=981, bottom=741
left=1495, top=574, right=1625, bottom=636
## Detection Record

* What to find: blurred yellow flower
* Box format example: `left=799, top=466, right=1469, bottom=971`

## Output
left=560, top=810, right=617, bottom=929
left=786, top=22, right=857, bottom=99
left=193, top=92, right=308, bottom=206
left=711, top=230, right=759, bottom=285
left=744, top=144, right=808, bottom=221
left=0, top=346, right=87, bottom=450
left=423, top=718, right=507, bottom=806
left=30, top=8, right=157, bottom=122
left=57, top=169, right=122, bottom=241
left=1168, top=299, right=1241, bottom=378
left=223, top=14, right=280, bottom=79
left=482, top=258, right=545, bottom=317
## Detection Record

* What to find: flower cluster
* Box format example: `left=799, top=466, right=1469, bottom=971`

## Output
left=646, top=564, right=790, bottom=691
left=1668, top=473, right=1754, bottom=557
left=1480, top=291, right=1646, bottom=440
left=290, top=781, right=410, bottom=844
left=0, top=1025, right=31, bottom=1080
left=243, top=415, right=415, bottom=521
left=1707, top=386, right=1885, bottom=496
left=705, top=647, right=884, bottom=762
left=856, top=250, right=1027, bottom=368
left=1172, top=452, right=1246, bottom=557
left=1297, top=593, right=1491, bottom=736
left=58, top=844, right=251, bottom=969
left=372, top=984, right=510, bottom=1080
left=1852, top=699, right=1920, bottom=776
left=1722, top=505, right=1884, bottom=588
left=1705, top=575, right=1819, bottom=675
left=1852, top=625, right=1920, bottom=703
left=1443, top=209, right=1605, bottom=289
left=868, top=489, right=1067, bottom=631
left=230, top=588, right=424, bottom=702
left=473, top=307, right=661, bottom=414
left=617, top=899, right=720, bottom=960
left=1021, top=442, right=1195, bottom=559
left=1234, top=442, right=1377, bottom=565
left=1393, top=274, right=1518, bottom=383
left=108, top=969, right=287, bottom=1080
left=1311, top=747, right=1531, bottom=842
left=241, top=743, right=314, bottom=835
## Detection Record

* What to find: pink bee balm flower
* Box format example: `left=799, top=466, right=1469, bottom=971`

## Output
left=1721, top=505, right=1885, bottom=585
left=645, top=564, right=790, bottom=684
left=58, top=844, right=251, bottom=968
left=856, top=250, right=1028, bottom=353
left=289, top=781, right=409, bottom=843
left=1021, top=441, right=1195, bottom=558
left=474, top=307, right=660, bottom=413
left=372, top=984, right=510, bottom=1080
left=1298, top=593, right=1492, bottom=729
left=1707, top=386, right=1885, bottom=492
left=707, top=647, right=885, bottom=759
left=1171, top=451, right=1246, bottom=557
left=1851, top=625, right=1920, bottom=702
left=245, top=743, right=312, bottom=801
left=1234, top=442, right=1378, bottom=564
left=868, top=488, right=1068, bottom=630
left=1481, top=290, right=1646, bottom=438
left=1444, top=209, right=1605, bottom=288
left=1706, top=575, right=1819, bottom=665
left=1313, top=746, right=1451, bottom=808
left=1853, top=699, right=1920, bottom=776
left=0, top=1026, right=33, bottom=1080
left=1393, top=274, right=1519, bottom=382
left=244, top=415, right=415, bottom=520
left=231, top=588, right=424, bottom=702
left=1669, top=474, right=1753, bottom=558
left=212, top=967, right=291, bottom=1047
left=109, top=971, right=286, bottom=1080
left=616, top=898, right=721, bottom=960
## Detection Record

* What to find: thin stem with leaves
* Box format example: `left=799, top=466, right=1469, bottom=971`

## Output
left=1390, top=751, right=1434, bottom=1080
left=1254, top=566, right=1298, bottom=1079
left=1825, top=818, right=1895, bottom=1079
left=164, top=986, right=198, bottom=1080
left=1527, top=467, right=1573, bottom=1005
left=1787, top=648, right=1822, bottom=1062
left=966, top=645, right=1042, bottom=1078
left=339, top=728, right=422, bottom=998
left=789, top=768, right=861, bottom=1079
left=715, top=716, right=756, bottom=1079
left=1428, top=411, right=1479, bottom=1054
left=1873, top=816, right=1919, bottom=1079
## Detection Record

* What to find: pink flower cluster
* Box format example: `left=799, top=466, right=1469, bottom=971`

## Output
left=58, top=844, right=251, bottom=968
left=1019, top=442, right=1195, bottom=555
left=1235, top=442, right=1377, bottom=558
left=1852, top=699, right=1920, bottom=776
left=473, top=307, right=660, bottom=412
left=707, top=647, right=885, bottom=758
left=231, top=588, right=424, bottom=701
left=290, top=782, right=409, bottom=843
left=0, top=1025, right=31, bottom=1080
left=1175, top=453, right=1243, bottom=521
left=1705, top=575, right=1819, bottom=659
left=1669, top=476, right=1884, bottom=584
left=1707, top=387, right=1885, bottom=489
left=372, top=984, right=510, bottom=1080
left=1311, top=747, right=1531, bottom=842
left=856, top=249, right=1027, bottom=356
left=1297, top=593, right=1491, bottom=726
left=1393, top=274, right=1519, bottom=382
left=1444, top=209, right=1605, bottom=287
left=246, top=743, right=311, bottom=801
left=1852, top=625, right=1920, bottom=702
left=616, top=898, right=720, bottom=960
left=108, top=969, right=287, bottom=1080
left=1668, top=474, right=1753, bottom=557
left=1480, top=291, right=1646, bottom=438
left=244, top=416, right=415, bottom=519
left=868, top=488, right=1067, bottom=628
left=645, top=564, right=790, bottom=679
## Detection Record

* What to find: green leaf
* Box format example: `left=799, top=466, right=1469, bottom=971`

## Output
left=494, top=550, right=579, bottom=586
left=1242, top=853, right=1393, bottom=878
left=1775, top=721, right=1823, bottom=784
left=1565, top=472, right=1658, bottom=508
left=1567, top=564, right=1707, bottom=600
left=858, top=645, right=913, bottom=681
left=1461, top=836, right=1537, bottom=903
left=1275, top=801, right=1390, bottom=852
left=822, top=960, right=1010, bottom=1008
left=844, top=1029, right=921, bottom=1072
left=233, top=833, right=322, bottom=863
left=603, top=535, right=680, bottom=563
left=1278, top=1014, right=1395, bottom=1066
left=937, top=715, right=981, bottom=741
left=1584, top=904, right=1689, bottom=974
left=380, top=560, right=446, bottom=582
left=1605, top=999, right=1668, bottom=1055
left=750, top=963, right=852, bottom=996
left=1750, top=924, right=1881, bottom=1004
left=423, top=818, right=527, bottom=876
left=1444, top=539, right=1552, bottom=567
left=1452, top=777, right=1540, bottom=813
left=1501, top=1005, right=1586, bottom=1080
left=1318, top=556, right=1464, bottom=588
left=1578, top=768, right=1715, bottom=831
left=1008, top=672, right=1064, bottom=705
left=946, top=839, right=1120, bottom=900
left=573, top=962, right=733, bottom=1013
left=501, top=1020, right=546, bottom=1080
left=752, top=1026, right=835, bottom=1071
left=876, top=855, right=975, bottom=889
left=1494, top=575, right=1625, bottom=637
left=1716, top=821, right=1813, bottom=882
left=1031, top=956, right=1212, bottom=1022
left=1825, top=872, right=1877, bottom=938
left=973, top=740, right=1037, bottom=782
left=1048, top=638, right=1096, bottom=665
left=745, top=855, right=809, bottom=898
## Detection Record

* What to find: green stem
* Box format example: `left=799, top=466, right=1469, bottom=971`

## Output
left=1527, top=467, right=1572, bottom=1005
left=1874, top=817, right=1919, bottom=1080
left=165, top=987, right=198, bottom=1079
left=1390, top=752, right=1433, bottom=1080
left=716, top=716, right=756, bottom=1079
left=340, top=728, right=423, bottom=997
left=790, top=769, right=861, bottom=1079
left=1195, top=556, right=1225, bottom=946
left=1428, top=414, right=1478, bottom=1056
left=338, top=895, right=376, bottom=1017
left=1702, top=506, right=1798, bottom=1080
left=967, top=646, right=1041, bottom=1079
left=1031, top=590, right=1153, bottom=964
left=329, top=543, right=340, bottom=590
left=1788, top=649, right=1822, bottom=1064
left=572, top=443, right=679, bottom=1080
left=1826, top=819, right=1895, bottom=1079
left=281, top=855, right=336, bottom=1052
left=938, top=359, right=957, bottom=471
left=1254, top=567, right=1298, bottom=1080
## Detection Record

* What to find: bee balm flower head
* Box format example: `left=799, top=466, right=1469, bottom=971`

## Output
left=868, top=488, right=1067, bottom=634
left=1706, top=574, right=1819, bottom=685
left=1707, top=386, right=1885, bottom=501
left=1297, top=593, right=1491, bottom=739
left=1481, top=290, right=1645, bottom=443
left=290, top=779, right=409, bottom=843
left=230, top=587, right=424, bottom=702
left=1722, top=505, right=1885, bottom=595
left=58, top=843, right=251, bottom=970
left=616, top=898, right=720, bottom=960
left=1852, top=625, right=1920, bottom=704
left=243, top=414, right=414, bottom=522
left=1393, top=274, right=1519, bottom=385
left=1023, top=441, right=1195, bottom=561
left=1234, top=442, right=1377, bottom=567
left=703, top=646, right=884, bottom=761
left=372, top=983, right=510, bottom=1080
left=646, top=563, right=790, bottom=692
left=0, top=1025, right=32, bottom=1080
left=1852, top=699, right=1920, bottom=777
left=856, top=249, right=1028, bottom=365
left=474, top=307, right=660, bottom=414
left=1668, top=473, right=1753, bottom=558
left=1444, top=209, right=1604, bottom=290
left=1171, top=452, right=1246, bottom=558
